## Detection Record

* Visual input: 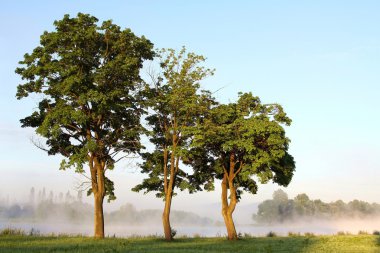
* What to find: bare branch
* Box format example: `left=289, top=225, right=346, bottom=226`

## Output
left=211, top=85, right=229, bottom=95
left=29, top=136, right=49, bottom=153
left=114, top=154, right=140, bottom=164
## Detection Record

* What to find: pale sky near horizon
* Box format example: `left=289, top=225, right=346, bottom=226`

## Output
left=1, top=1, right=379, bottom=217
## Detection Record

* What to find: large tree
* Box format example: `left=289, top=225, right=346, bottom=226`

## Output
left=189, top=92, right=296, bottom=240
left=132, top=47, right=214, bottom=240
left=15, top=13, right=154, bottom=238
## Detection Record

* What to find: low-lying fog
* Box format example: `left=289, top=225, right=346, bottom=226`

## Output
left=2, top=219, right=380, bottom=237
left=1, top=188, right=380, bottom=237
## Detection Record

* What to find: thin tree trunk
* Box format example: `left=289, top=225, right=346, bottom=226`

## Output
left=221, top=174, right=238, bottom=240
left=162, top=156, right=176, bottom=241
left=162, top=154, right=178, bottom=241
left=162, top=129, right=179, bottom=241
left=162, top=189, right=173, bottom=241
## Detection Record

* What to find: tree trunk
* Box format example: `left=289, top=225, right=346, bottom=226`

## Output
left=162, top=192, right=173, bottom=241
left=161, top=138, right=179, bottom=241
left=221, top=174, right=238, bottom=240
left=89, top=155, right=106, bottom=239
left=94, top=193, right=105, bottom=238
left=222, top=209, right=237, bottom=240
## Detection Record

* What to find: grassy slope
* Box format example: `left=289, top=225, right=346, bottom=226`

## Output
left=0, top=235, right=379, bottom=253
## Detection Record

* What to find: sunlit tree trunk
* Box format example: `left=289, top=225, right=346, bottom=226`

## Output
left=162, top=144, right=179, bottom=241
left=94, top=192, right=104, bottom=238
left=221, top=152, right=239, bottom=240
left=90, top=155, right=106, bottom=239
left=162, top=187, right=173, bottom=240
left=221, top=174, right=238, bottom=240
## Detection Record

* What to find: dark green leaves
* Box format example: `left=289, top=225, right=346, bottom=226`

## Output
left=16, top=13, right=155, bottom=201
left=190, top=92, right=295, bottom=200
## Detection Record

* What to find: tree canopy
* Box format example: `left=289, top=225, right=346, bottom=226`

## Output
left=189, top=92, right=296, bottom=239
left=15, top=13, right=155, bottom=238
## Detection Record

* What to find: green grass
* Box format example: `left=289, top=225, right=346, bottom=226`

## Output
left=0, top=234, right=379, bottom=253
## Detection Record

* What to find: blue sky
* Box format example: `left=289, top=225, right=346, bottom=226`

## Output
left=1, top=1, right=379, bottom=212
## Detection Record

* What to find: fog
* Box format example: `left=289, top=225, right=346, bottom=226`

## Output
left=1, top=187, right=380, bottom=237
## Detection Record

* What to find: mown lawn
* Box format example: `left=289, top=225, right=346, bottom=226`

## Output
left=0, top=234, right=379, bottom=253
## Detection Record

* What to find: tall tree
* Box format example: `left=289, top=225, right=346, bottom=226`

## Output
left=15, top=13, right=154, bottom=238
left=132, top=47, right=214, bottom=240
left=190, top=92, right=296, bottom=240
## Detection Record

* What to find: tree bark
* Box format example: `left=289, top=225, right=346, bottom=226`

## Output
left=94, top=193, right=104, bottom=238
left=90, top=155, right=106, bottom=239
left=162, top=154, right=177, bottom=241
left=161, top=124, right=180, bottom=241
left=162, top=154, right=179, bottom=240
left=221, top=174, right=238, bottom=240
left=162, top=189, right=173, bottom=241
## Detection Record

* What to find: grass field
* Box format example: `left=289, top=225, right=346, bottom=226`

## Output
left=1, top=234, right=379, bottom=253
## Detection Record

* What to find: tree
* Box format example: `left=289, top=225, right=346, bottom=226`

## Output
left=15, top=13, right=154, bottom=238
left=190, top=92, right=295, bottom=240
left=132, top=47, right=214, bottom=240
left=29, top=187, right=35, bottom=205
left=253, top=189, right=294, bottom=224
left=272, top=189, right=289, bottom=203
left=294, top=193, right=313, bottom=216
left=254, top=199, right=281, bottom=224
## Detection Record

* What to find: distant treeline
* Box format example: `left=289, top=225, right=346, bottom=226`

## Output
left=0, top=188, right=215, bottom=226
left=253, top=190, right=380, bottom=224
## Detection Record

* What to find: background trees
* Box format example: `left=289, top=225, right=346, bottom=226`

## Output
left=253, top=190, right=380, bottom=223
left=132, top=47, right=214, bottom=240
left=253, top=189, right=294, bottom=224
left=15, top=13, right=154, bottom=238
left=189, top=92, right=296, bottom=240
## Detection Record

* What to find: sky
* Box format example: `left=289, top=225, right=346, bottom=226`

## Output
left=1, top=1, right=380, bottom=216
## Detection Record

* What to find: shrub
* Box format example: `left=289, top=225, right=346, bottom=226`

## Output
left=29, top=228, right=41, bottom=236
left=243, top=233, right=254, bottom=238
left=193, top=233, right=201, bottom=238
left=170, top=228, right=177, bottom=238
left=288, top=232, right=300, bottom=237
left=0, top=228, right=25, bottom=236
left=266, top=231, right=277, bottom=237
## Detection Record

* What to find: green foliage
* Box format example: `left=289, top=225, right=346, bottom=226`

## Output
left=133, top=47, right=215, bottom=197
left=189, top=92, right=295, bottom=200
left=16, top=13, right=155, bottom=200
left=86, top=176, right=116, bottom=202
